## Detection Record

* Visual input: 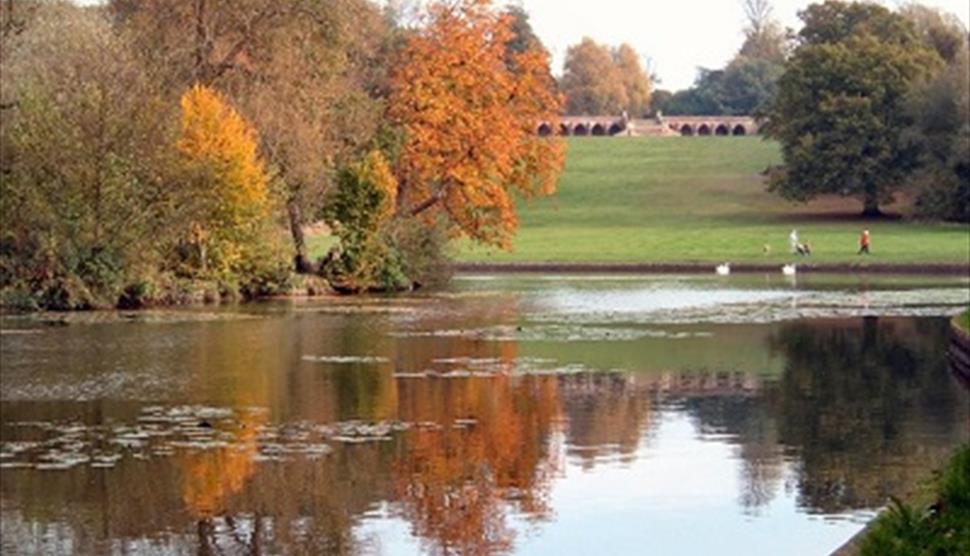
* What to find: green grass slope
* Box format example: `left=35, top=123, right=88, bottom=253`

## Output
left=459, top=137, right=970, bottom=264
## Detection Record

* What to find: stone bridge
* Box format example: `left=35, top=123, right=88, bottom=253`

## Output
left=537, top=115, right=760, bottom=137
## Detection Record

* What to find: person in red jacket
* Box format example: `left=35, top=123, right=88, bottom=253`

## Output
left=858, top=229, right=871, bottom=255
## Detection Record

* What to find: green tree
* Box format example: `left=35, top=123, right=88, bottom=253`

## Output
left=761, top=1, right=942, bottom=216
left=908, top=47, right=970, bottom=222
left=0, top=3, right=176, bottom=308
left=322, top=150, right=409, bottom=292
left=503, top=4, right=542, bottom=56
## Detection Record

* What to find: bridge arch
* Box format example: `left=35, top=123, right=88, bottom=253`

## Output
left=732, top=124, right=747, bottom=136
left=591, top=123, right=608, bottom=136
left=608, top=122, right=624, bottom=136
left=715, top=124, right=730, bottom=136
left=537, top=122, right=553, bottom=137
left=680, top=124, right=695, bottom=136
left=559, top=123, right=571, bottom=136
left=573, top=123, right=589, bottom=136
left=697, top=124, right=712, bottom=136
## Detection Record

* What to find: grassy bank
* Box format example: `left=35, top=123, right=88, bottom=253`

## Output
left=856, top=445, right=970, bottom=556
left=450, top=137, right=969, bottom=265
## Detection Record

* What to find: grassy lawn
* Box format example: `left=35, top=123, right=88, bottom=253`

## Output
left=310, top=137, right=969, bottom=265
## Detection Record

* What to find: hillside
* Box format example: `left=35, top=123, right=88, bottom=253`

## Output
left=457, top=137, right=970, bottom=265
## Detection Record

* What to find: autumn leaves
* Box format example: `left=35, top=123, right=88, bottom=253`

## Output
left=389, top=0, right=565, bottom=250
left=0, top=0, right=564, bottom=307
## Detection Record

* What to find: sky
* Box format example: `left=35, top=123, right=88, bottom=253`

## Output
left=517, top=0, right=970, bottom=90
left=74, top=0, right=969, bottom=91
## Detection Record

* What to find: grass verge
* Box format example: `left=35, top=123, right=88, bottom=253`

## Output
left=857, top=444, right=970, bottom=556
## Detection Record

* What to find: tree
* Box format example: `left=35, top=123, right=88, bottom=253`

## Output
left=761, top=1, right=942, bottom=216
left=656, top=1, right=786, bottom=117
left=613, top=43, right=652, bottom=116
left=503, top=4, right=543, bottom=56
left=739, top=0, right=789, bottom=63
left=559, top=38, right=653, bottom=116
left=0, top=3, right=177, bottom=308
left=321, top=150, right=409, bottom=292
left=177, top=84, right=271, bottom=277
left=560, top=37, right=626, bottom=115
left=899, top=3, right=968, bottom=63
left=111, top=0, right=389, bottom=272
left=388, top=0, right=565, bottom=249
left=908, top=47, right=970, bottom=222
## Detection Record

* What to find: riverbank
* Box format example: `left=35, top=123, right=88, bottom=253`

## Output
left=454, top=261, right=970, bottom=275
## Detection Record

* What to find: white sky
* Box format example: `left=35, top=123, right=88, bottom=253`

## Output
left=74, top=0, right=969, bottom=91
left=518, top=0, right=970, bottom=90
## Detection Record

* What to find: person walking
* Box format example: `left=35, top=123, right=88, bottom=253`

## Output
left=858, top=229, right=871, bottom=255
left=789, top=229, right=799, bottom=254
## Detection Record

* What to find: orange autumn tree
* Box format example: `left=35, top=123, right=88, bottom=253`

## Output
left=177, top=84, right=271, bottom=277
left=389, top=0, right=565, bottom=249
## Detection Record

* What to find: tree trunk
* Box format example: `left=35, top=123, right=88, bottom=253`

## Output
left=861, top=188, right=882, bottom=218
left=286, top=198, right=312, bottom=273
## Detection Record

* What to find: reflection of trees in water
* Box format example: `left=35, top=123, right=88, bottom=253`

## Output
left=392, top=339, right=562, bottom=556
left=558, top=373, right=653, bottom=468
left=769, top=317, right=968, bottom=514
left=684, top=395, right=785, bottom=515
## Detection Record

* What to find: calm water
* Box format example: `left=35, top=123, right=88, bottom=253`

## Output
left=1, top=274, right=968, bottom=556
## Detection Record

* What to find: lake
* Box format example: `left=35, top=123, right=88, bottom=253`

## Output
left=1, top=274, right=968, bottom=555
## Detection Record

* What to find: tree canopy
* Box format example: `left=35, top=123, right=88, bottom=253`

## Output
left=761, top=0, right=943, bottom=216
left=388, top=0, right=564, bottom=249
left=560, top=38, right=652, bottom=116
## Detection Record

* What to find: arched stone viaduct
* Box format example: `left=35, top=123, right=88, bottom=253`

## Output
left=536, top=115, right=761, bottom=138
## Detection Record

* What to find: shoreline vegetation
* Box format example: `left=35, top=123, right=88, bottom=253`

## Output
left=834, top=444, right=970, bottom=556
left=2, top=2, right=968, bottom=312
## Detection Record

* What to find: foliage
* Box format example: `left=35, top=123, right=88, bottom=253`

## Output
left=322, top=151, right=410, bottom=292
left=859, top=445, right=970, bottom=556
left=111, top=0, right=390, bottom=272
left=908, top=42, right=969, bottom=222
left=0, top=4, right=176, bottom=308
left=388, top=0, right=565, bottom=250
left=653, top=1, right=785, bottom=116
left=177, top=84, right=273, bottom=280
left=560, top=38, right=652, bottom=116
left=761, top=1, right=943, bottom=216
left=900, top=3, right=968, bottom=64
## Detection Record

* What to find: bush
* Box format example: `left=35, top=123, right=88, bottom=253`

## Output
left=860, top=444, right=970, bottom=556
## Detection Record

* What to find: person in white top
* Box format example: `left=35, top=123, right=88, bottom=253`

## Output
left=789, top=229, right=799, bottom=254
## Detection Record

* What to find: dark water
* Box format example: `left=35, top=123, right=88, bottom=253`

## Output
left=1, top=275, right=968, bottom=555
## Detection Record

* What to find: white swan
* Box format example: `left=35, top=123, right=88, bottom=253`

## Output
left=782, top=264, right=796, bottom=276
left=716, top=263, right=731, bottom=275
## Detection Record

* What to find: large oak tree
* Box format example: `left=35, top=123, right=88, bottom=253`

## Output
left=761, top=0, right=942, bottom=216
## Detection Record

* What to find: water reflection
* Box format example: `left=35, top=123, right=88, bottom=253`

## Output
left=1, top=287, right=968, bottom=554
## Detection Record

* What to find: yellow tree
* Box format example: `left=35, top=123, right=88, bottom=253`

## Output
left=389, top=0, right=565, bottom=249
left=177, top=84, right=270, bottom=275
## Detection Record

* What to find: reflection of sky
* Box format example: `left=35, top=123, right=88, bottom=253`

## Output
left=514, top=413, right=865, bottom=556
left=354, top=412, right=866, bottom=555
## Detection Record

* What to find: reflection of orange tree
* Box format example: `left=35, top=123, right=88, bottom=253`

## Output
left=178, top=323, right=276, bottom=521
left=392, top=345, right=562, bottom=555
left=181, top=411, right=262, bottom=518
